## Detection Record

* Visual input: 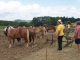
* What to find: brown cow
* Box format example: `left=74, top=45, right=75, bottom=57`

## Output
left=43, top=24, right=56, bottom=32
left=3, top=26, right=29, bottom=48
left=26, top=27, right=37, bottom=48
left=33, top=26, right=47, bottom=38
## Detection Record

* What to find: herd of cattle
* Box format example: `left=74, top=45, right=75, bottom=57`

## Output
left=3, top=25, right=56, bottom=48
left=3, top=24, right=74, bottom=48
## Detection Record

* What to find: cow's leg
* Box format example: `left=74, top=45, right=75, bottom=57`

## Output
left=8, top=38, right=12, bottom=48
left=41, top=31, right=45, bottom=38
left=32, top=36, right=34, bottom=48
left=42, top=32, right=44, bottom=38
left=32, top=34, right=37, bottom=48
left=13, top=39, right=15, bottom=46
left=17, top=38, right=21, bottom=45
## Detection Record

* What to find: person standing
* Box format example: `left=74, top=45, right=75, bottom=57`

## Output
left=74, top=21, right=80, bottom=54
left=56, top=19, right=64, bottom=51
left=66, top=22, right=71, bottom=30
left=65, top=22, right=71, bottom=36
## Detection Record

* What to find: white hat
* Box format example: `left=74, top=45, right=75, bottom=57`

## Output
left=57, top=19, right=62, bottom=23
left=58, top=19, right=62, bottom=22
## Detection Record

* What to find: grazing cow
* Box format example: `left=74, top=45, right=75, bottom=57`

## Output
left=43, top=24, right=56, bottom=32
left=3, top=26, right=29, bottom=48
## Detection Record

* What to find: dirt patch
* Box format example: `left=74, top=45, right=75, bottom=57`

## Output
left=0, top=30, right=80, bottom=60
left=0, top=30, right=53, bottom=60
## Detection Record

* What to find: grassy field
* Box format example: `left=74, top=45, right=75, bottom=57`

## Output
left=0, top=26, right=6, bottom=30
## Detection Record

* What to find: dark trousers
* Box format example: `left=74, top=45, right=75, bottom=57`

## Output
left=58, top=36, right=63, bottom=50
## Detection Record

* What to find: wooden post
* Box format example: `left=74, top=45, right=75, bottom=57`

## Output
left=46, top=41, right=47, bottom=60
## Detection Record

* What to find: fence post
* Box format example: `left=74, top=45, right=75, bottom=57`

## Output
left=46, top=41, right=47, bottom=60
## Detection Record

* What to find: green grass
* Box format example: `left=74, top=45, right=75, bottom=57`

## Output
left=0, top=26, right=6, bottom=30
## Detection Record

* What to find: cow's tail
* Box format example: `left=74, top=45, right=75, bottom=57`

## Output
left=43, top=27, right=46, bottom=37
left=26, top=29, right=29, bottom=47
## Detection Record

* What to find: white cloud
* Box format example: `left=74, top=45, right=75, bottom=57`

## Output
left=0, top=1, right=80, bottom=21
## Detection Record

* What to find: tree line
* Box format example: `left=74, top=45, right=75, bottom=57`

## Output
left=0, top=16, right=80, bottom=27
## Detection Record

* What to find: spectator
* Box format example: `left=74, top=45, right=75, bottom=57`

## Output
left=74, top=21, right=80, bottom=54
left=65, top=22, right=71, bottom=36
left=56, top=19, right=64, bottom=51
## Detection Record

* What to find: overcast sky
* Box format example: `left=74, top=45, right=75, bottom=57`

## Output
left=0, top=0, right=80, bottom=21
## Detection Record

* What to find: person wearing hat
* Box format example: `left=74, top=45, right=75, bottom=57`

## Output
left=56, top=19, right=64, bottom=51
